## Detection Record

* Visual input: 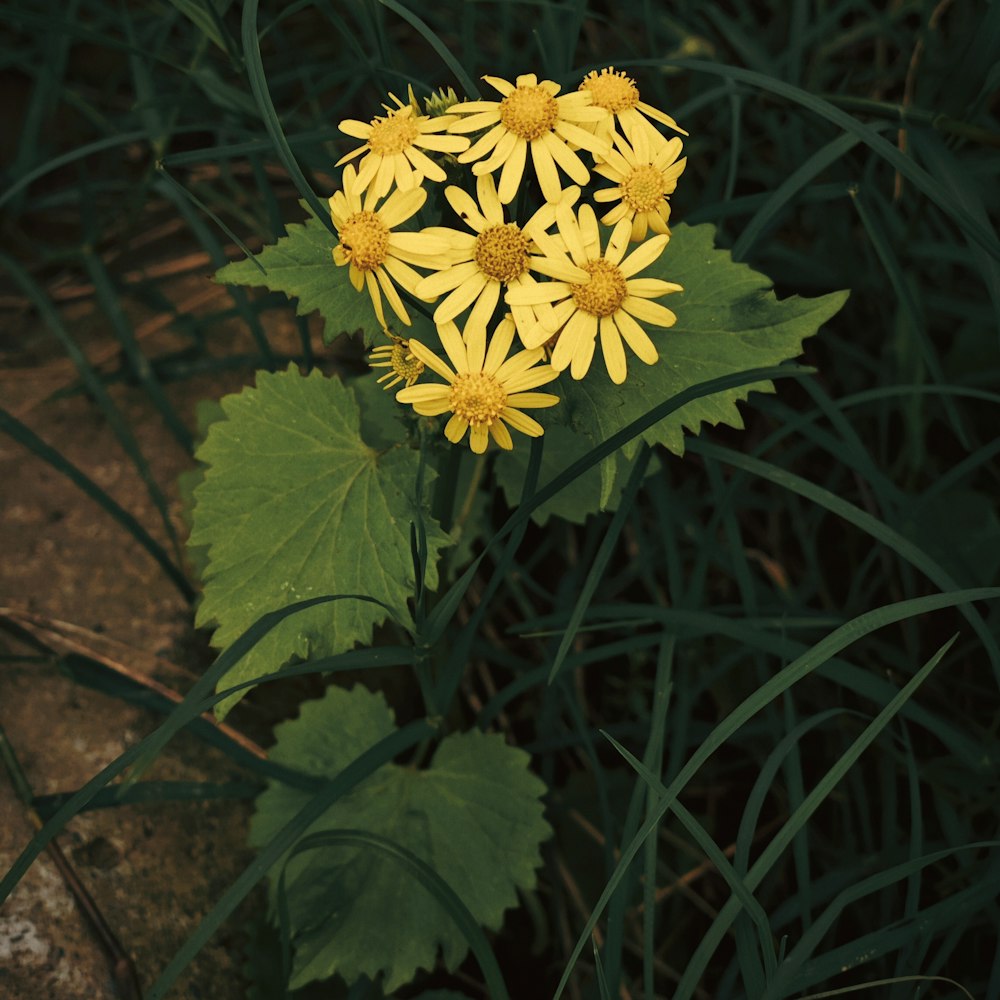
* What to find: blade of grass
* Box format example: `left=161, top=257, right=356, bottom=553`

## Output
left=603, top=733, right=777, bottom=982
left=82, top=249, right=194, bottom=452
left=768, top=846, right=1000, bottom=996
left=652, top=57, right=1000, bottom=262
left=687, top=438, right=1000, bottom=685
left=424, top=365, right=813, bottom=644
left=241, top=0, right=330, bottom=228
left=850, top=186, right=969, bottom=450
left=643, top=636, right=674, bottom=1000
left=731, top=133, right=866, bottom=262
left=0, top=594, right=394, bottom=906
left=547, top=446, right=651, bottom=684
left=33, top=780, right=261, bottom=818
left=551, top=590, right=999, bottom=1000
left=375, top=0, right=479, bottom=98
left=0, top=406, right=193, bottom=601
left=2, top=252, right=186, bottom=562
left=678, top=634, right=960, bottom=1000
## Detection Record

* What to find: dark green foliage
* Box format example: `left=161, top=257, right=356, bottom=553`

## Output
left=2, top=1, right=999, bottom=999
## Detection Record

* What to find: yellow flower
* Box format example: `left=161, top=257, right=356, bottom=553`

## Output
left=368, top=333, right=425, bottom=390
left=578, top=67, right=688, bottom=145
left=337, top=95, right=470, bottom=200
left=414, top=174, right=580, bottom=341
left=329, top=164, right=453, bottom=328
left=446, top=73, right=609, bottom=204
left=505, top=203, right=683, bottom=384
left=396, top=317, right=560, bottom=453
left=593, top=129, right=687, bottom=241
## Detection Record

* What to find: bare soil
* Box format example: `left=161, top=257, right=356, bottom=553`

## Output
left=0, top=266, right=330, bottom=998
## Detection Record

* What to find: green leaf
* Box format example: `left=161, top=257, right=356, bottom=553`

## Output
left=560, top=223, right=848, bottom=458
left=189, top=366, right=450, bottom=715
left=249, top=684, right=551, bottom=992
left=214, top=213, right=380, bottom=344
left=494, top=422, right=637, bottom=526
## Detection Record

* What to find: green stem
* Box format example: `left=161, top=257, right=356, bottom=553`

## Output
left=818, top=94, right=1000, bottom=147
left=452, top=453, right=487, bottom=538
left=431, top=442, right=463, bottom=532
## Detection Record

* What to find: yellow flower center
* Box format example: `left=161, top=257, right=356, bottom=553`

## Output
left=339, top=211, right=390, bottom=271
left=367, top=110, right=420, bottom=155
left=449, top=371, right=507, bottom=425
left=474, top=223, right=530, bottom=283
left=621, top=164, right=665, bottom=213
left=499, top=85, right=559, bottom=142
left=388, top=342, right=424, bottom=379
left=571, top=258, right=629, bottom=317
left=580, top=69, right=640, bottom=114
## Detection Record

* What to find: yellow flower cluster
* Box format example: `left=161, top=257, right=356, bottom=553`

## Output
left=329, top=69, right=688, bottom=452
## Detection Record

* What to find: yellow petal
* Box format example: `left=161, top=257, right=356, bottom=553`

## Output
left=500, top=407, right=544, bottom=436
left=531, top=140, right=563, bottom=204
left=625, top=278, right=683, bottom=298
left=435, top=272, right=489, bottom=324
left=365, top=270, right=388, bottom=326
left=457, top=122, right=505, bottom=158
left=380, top=186, right=427, bottom=229
left=417, top=261, right=481, bottom=299
left=465, top=281, right=501, bottom=354
left=543, top=131, right=591, bottom=185
left=484, top=316, right=517, bottom=374
left=339, top=119, right=373, bottom=139
left=476, top=173, right=505, bottom=224
left=488, top=419, right=514, bottom=450
left=497, top=138, right=528, bottom=204
left=372, top=155, right=396, bottom=200
left=614, top=309, right=659, bottom=364
left=482, top=75, right=515, bottom=96
left=473, top=128, right=517, bottom=175
left=637, top=100, right=688, bottom=136
left=600, top=315, right=627, bottom=384
left=569, top=334, right=596, bottom=380
left=470, top=423, right=490, bottom=453
left=528, top=254, right=589, bottom=283
left=554, top=120, right=609, bottom=156
left=505, top=281, right=571, bottom=305
left=416, top=133, right=472, bottom=153
left=437, top=319, right=470, bottom=374
left=398, top=384, right=451, bottom=404
left=502, top=365, right=560, bottom=393
left=606, top=218, right=633, bottom=264
left=450, top=110, right=504, bottom=134
left=403, top=145, right=447, bottom=182
left=619, top=234, right=669, bottom=277
left=577, top=203, right=600, bottom=251
left=445, top=414, right=470, bottom=443
left=505, top=391, right=560, bottom=408
left=445, top=186, right=489, bottom=232
left=622, top=295, right=677, bottom=327
left=556, top=202, right=588, bottom=268
left=406, top=340, right=456, bottom=381
left=375, top=267, right=408, bottom=326
left=495, top=345, right=544, bottom=382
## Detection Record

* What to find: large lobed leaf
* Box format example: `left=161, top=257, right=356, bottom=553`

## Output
left=250, top=685, right=551, bottom=992
left=500, top=223, right=848, bottom=516
left=214, top=213, right=379, bottom=344
left=562, top=223, right=848, bottom=457
left=189, top=366, right=450, bottom=715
